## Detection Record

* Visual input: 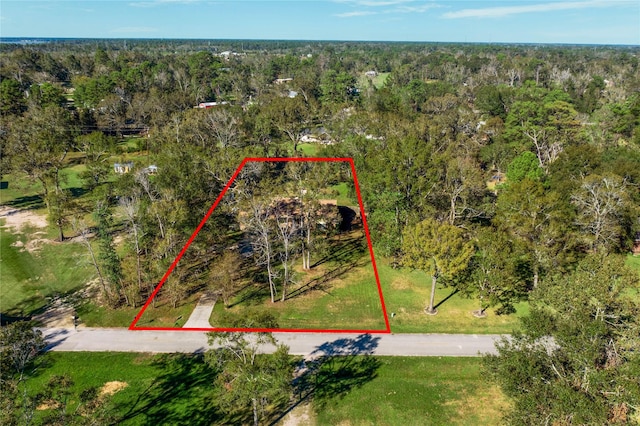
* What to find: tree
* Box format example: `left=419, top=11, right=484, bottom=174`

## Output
left=119, top=195, right=145, bottom=295
left=484, top=254, right=640, bottom=424
left=205, top=313, right=293, bottom=426
left=495, top=178, right=571, bottom=288
left=245, top=201, right=279, bottom=303
left=505, top=151, right=544, bottom=184
left=401, top=218, right=475, bottom=314
left=94, top=200, right=123, bottom=307
left=209, top=251, right=243, bottom=308
left=462, top=227, right=530, bottom=317
left=7, top=105, right=77, bottom=240
left=0, top=322, right=45, bottom=383
left=319, top=70, right=356, bottom=108
left=274, top=207, right=299, bottom=302
left=571, top=174, right=632, bottom=253
left=437, top=154, right=489, bottom=226
left=266, top=95, right=312, bottom=152
left=0, top=78, right=26, bottom=116
left=77, top=131, right=116, bottom=190
left=29, top=82, right=66, bottom=108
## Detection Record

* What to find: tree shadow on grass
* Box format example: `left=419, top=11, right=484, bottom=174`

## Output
left=113, top=353, right=222, bottom=426
left=433, top=288, right=459, bottom=310
left=270, top=334, right=382, bottom=425
left=67, top=186, right=90, bottom=199
left=311, top=234, right=367, bottom=269
left=284, top=259, right=363, bottom=301
left=2, top=195, right=45, bottom=210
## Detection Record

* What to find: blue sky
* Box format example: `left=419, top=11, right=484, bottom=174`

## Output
left=1, top=1, right=638, bottom=45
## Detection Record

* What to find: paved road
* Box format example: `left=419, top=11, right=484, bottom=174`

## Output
left=42, top=328, right=503, bottom=357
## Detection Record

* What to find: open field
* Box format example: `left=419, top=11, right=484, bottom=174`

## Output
left=0, top=225, right=93, bottom=321
left=22, top=352, right=507, bottom=425
left=315, top=356, right=509, bottom=425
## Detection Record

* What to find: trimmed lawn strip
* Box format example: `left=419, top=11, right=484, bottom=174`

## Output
left=79, top=294, right=198, bottom=328
left=330, top=181, right=356, bottom=206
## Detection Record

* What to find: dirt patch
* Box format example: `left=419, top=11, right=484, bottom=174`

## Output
left=391, top=276, right=412, bottom=290
left=25, top=237, right=50, bottom=253
left=36, top=401, right=61, bottom=411
left=280, top=402, right=315, bottom=426
left=113, top=234, right=125, bottom=247
left=0, top=206, right=48, bottom=232
left=1, top=207, right=52, bottom=253
left=100, top=381, right=128, bottom=397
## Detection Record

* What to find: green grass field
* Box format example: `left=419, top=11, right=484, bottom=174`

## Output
left=209, top=256, right=387, bottom=331
left=330, top=181, right=357, bottom=206
left=626, top=254, right=640, bottom=274
left=378, top=262, right=526, bottom=334
left=0, top=226, right=93, bottom=320
left=22, top=352, right=507, bottom=425
left=24, top=352, right=221, bottom=425
left=314, top=356, right=509, bottom=425
left=298, top=143, right=320, bottom=156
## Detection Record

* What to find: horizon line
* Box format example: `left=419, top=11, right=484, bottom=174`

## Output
left=1, top=36, right=638, bottom=48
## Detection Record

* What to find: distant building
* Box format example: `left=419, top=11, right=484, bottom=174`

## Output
left=196, top=101, right=229, bottom=109
left=114, top=162, right=134, bottom=174
left=365, top=70, right=378, bottom=77
left=274, top=78, right=294, bottom=85
left=145, top=165, right=158, bottom=175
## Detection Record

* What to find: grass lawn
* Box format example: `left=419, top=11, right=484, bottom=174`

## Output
left=0, top=226, right=93, bottom=320
left=0, top=174, right=46, bottom=210
left=314, top=356, right=509, bottom=425
left=330, top=182, right=357, bottom=206
left=24, top=352, right=221, bottom=425
left=626, top=253, right=640, bottom=274
left=378, top=262, right=526, bottom=334
left=23, top=352, right=508, bottom=425
left=298, top=143, right=320, bottom=157
left=138, top=234, right=523, bottom=333
left=211, top=257, right=387, bottom=331
left=124, top=292, right=203, bottom=328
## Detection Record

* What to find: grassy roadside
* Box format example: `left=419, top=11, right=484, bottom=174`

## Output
left=315, top=356, right=509, bottom=425
left=378, top=262, right=526, bottom=334
left=22, top=352, right=507, bottom=425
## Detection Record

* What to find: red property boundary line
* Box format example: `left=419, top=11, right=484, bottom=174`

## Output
left=129, top=157, right=391, bottom=334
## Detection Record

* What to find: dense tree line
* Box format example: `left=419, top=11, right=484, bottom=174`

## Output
left=2, top=39, right=638, bottom=311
